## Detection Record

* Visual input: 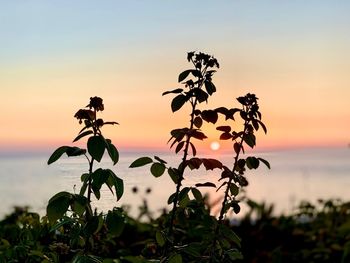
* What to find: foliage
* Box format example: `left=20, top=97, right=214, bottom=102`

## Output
left=130, top=52, right=268, bottom=262
left=0, top=52, right=270, bottom=262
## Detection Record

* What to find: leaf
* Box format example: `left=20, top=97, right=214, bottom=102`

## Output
left=191, top=188, right=202, bottom=201
left=220, top=133, right=232, bottom=140
left=193, top=89, right=208, bottom=103
left=169, top=253, right=182, bottom=263
left=258, top=158, right=271, bottom=169
left=201, top=110, right=218, bottom=124
left=47, top=146, right=69, bottom=165
left=232, top=202, right=241, bottom=214
left=189, top=142, right=197, bottom=156
left=105, top=139, right=119, bottom=165
left=156, top=231, right=165, bottom=247
left=154, top=156, right=167, bottom=164
left=187, top=157, right=202, bottom=169
left=162, top=88, right=183, bottom=96
left=171, top=94, right=187, bottom=112
left=195, top=182, right=216, bottom=188
left=204, top=80, right=216, bottom=95
left=168, top=168, right=180, bottom=184
left=246, top=156, right=260, bottom=169
left=193, top=116, right=203, bottom=128
left=178, top=69, right=192, bottom=82
left=87, top=136, right=106, bottom=162
left=216, top=126, right=231, bottom=132
left=71, top=195, right=88, bottom=216
left=257, top=120, right=267, bottom=134
left=150, top=163, right=166, bottom=177
left=47, top=191, right=71, bottom=223
left=191, top=130, right=207, bottom=141
left=129, top=157, right=153, bottom=167
left=202, top=158, right=223, bottom=170
left=233, top=142, right=241, bottom=154
left=73, top=130, right=93, bottom=142
left=229, top=183, right=239, bottom=196
left=175, top=141, right=185, bottom=154
left=243, top=133, right=256, bottom=148
left=106, top=210, right=125, bottom=237
left=114, top=175, right=124, bottom=201
left=66, top=147, right=86, bottom=157
left=167, top=192, right=176, bottom=204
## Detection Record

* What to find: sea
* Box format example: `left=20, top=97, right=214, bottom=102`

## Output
left=0, top=147, right=349, bottom=219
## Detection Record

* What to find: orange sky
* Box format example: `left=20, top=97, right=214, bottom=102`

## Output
left=1, top=1, right=349, bottom=153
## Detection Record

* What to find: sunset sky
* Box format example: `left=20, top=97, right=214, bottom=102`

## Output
left=1, top=1, right=349, bottom=153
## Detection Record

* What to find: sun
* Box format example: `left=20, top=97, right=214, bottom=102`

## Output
left=210, top=141, right=220, bottom=151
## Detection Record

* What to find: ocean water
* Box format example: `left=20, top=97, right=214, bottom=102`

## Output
left=0, top=147, right=349, bottom=219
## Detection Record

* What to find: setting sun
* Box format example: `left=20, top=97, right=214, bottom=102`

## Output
left=210, top=141, right=220, bottom=151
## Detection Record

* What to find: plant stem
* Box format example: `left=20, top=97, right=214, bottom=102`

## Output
left=168, top=100, right=197, bottom=237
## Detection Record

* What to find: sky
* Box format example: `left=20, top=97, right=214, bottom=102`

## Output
left=1, top=1, right=349, bottom=153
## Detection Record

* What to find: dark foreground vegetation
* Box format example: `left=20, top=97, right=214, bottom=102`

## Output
left=1, top=52, right=348, bottom=262
left=1, top=198, right=350, bottom=262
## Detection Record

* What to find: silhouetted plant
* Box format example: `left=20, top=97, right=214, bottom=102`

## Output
left=206, top=93, right=270, bottom=261
left=46, top=96, right=125, bottom=258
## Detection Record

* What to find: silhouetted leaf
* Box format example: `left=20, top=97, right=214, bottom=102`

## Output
left=191, top=188, right=202, bottom=201
left=168, top=168, right=180, bottom=184
left=246, top=156, right=259, bottom=169
left=195, top=182, right=216, bottom=188
left=257, top=120, right=267, bottom=134
left=202, top=158, right=223, bottom=170
left=106, top=210, right=125, bottom=237
left=104, top=121, right=119, bottom=126
left=129, top=157, right=153, bottom=167
left=105, top=140, right=119, bottom=165
left=175, top=141, right=185, bottom=154
left=258, top=158, right=271, bottom=169
left=231, top=202, right=241, bottom=214
left=47, top=191, right=71, bottom=223
left=168, top=192, right=176, bottom=204
left=194, top=89, right=209, bottom=103
left=187, top=158, right=202, bottom=169
left=189, top=142, right=197, bottom=156
left=204, top=80, right=216, bottom=95
left=66, top=147, right=86, bottom=157
left=150, top=163, right=166, bottom=177
left=230, top=183, right=239, bottom=196
left=73, top=130, right=93, bottom=142
left=193, top=116, right=203, bottom=128
left=171, top=94, right=187, bottom=112
left=178, top=69, right=192, bottom=82
left=162, top=88, right=183, bottom=96
left=243, top=133, right=256, bottom=148
left=216, top=126, right=231, bottom=132
left=220, top=133, right=232, bottom=140
left=233, top=142, right=241, bottom=154
left=48, top=146, right=69, bottom=165
left=201, top=110, right=218, bottom=124
left=71, top=195, right=88, bottom=216
left=107, top=170, right=124, bottom=200
left=87, top=136, right=105, bottom=162
left=191, top=130, right=207, bottom=140
left=154, top=156, right=167, bottom=164
left=178, top=187, right=190, bottom=202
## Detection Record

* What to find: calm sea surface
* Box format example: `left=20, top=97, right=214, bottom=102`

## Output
left=0, top=147, right=349, bottom=218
